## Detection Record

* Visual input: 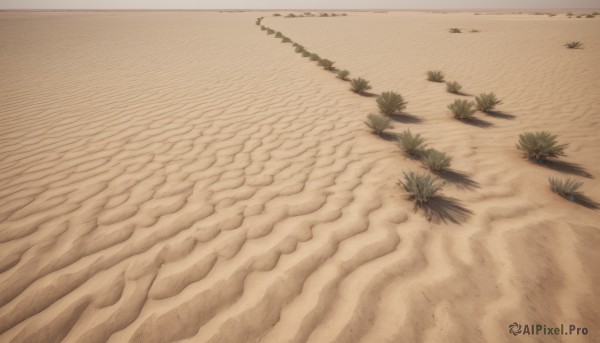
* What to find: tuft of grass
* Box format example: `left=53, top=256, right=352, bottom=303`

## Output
left=586, top=14, right=595, bottom=18
left=364, top=114, right=393, bottom=136
left=302, top=50, right=311, bottom=57
left=260, top=25, right=267, bottom=31
left=422, top=149, right=453, bottom=172
left=427, top=70, right=445, bottom=82
left=396, top=129, right=427, bottom=157
left=549, top=177, right=583, bottom=200
left=309, top=53, right=321, bottom=61
left=350, top=77, right=372, bottom=94
left=397, top=171, right=444, bottom=203
left=565, top=41, right=583, bottom=49
left=295, top=45, right=304, bottom=53
left=448, top=99, right=476, bottom=121
left=516, top=131, right=568, bottom=161
left=593, top=11, right=599, bottom=15
left=275, top=32, right=283, bottom=38
left=267, top=29, right=275, bottom=35
left=281, top=37, right=292, bottom=43
left=470, top=28, right=481, bottom=32
left=319, top=59, right=335, bottom=70
left=449, top=28, right=462, bottom=33
left=286, top=13, right=296, bottom=18
left=273, top=13, right=281, bottom=16
left=446, top=81, right=462, bottom=94
left=475, top=92, right=502, bottom=112
left=337, top=69, right=350, bottom=80
left=376, top=91, right=407, bottom=116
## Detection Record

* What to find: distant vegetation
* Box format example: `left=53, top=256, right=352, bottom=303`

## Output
left=309, top=53, right=321, bottom=61
left=448, top=99, right=476, bottom=120
left=364, top=114, right=393, bottom=136
left=565, top=41, right=583, bottom=49
left=337, top=70, right=350, bottom=80
left=398, top=171, right=444, bottom=204
left=427, top=70, right=445, bottom=82
left=273, top=13, right=281, bottom=16
left=319, top=59, right=335, bottom=70
left=517, top=131, right=568, bottom=161
left=350, top=78, right=372, bottom=94
left=449, top=28, right=462, bottom=33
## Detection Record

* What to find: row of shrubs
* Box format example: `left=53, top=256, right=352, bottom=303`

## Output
left=273, top=12, right=347, bottom=18
left=448, top=28, right=480, bottom=33
left=446, top=27, right=583, bottom=49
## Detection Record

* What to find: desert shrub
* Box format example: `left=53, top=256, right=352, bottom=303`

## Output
left=302, top=50, right=311, bottom=57
left=337, top=69, right=350, bottom=80
left=565, top=41, right=583, bottom=49
left=397, top=171, right=444, bottom=203
left=260, top=25, right=267, bottom=31
left=593, top=11, right=599, bottom=15
left=350, top=78, right=372, bottom=94
left=397, top=129, right=427, bottom=157
left=319, top=59, right=335, bottom=70
left=427, top=70, right=445, bottom=82
left=286, top=13, right=296, bottom=18
left=475, top=92, right=502, bottom=112
left=422, top=149, right=453, bottom=172
left=376, top=91, right=407, bottom=116
left=549, top=177, right=583, bottom=200
left=446, top=81, right=462, bottom=94
left=275, top=32, right=283, bottom=38
left=364, top=114, right=393, bottom=136
left=320, top=13, right=329, bottom=17
left=449, top=28, right=462, bottom=33
left=281, top=37, right=292, bottom=43
left=342, top=13, right=348, bottom=16
left=304, top=12, right=313, bottom=16
left=267, top=29, right=275, bottom=35
left=576, top=15, right=582, bottom=18
left=295, top=45, right=304, bottom=53
left=255, top=17, right=263, bottom=25
left=273, top=13, right=281, bottom=16
left=309, top=53, right=321, bottom=61
left=516, top=131, right=568, bottom=161
left=586, top=14, right=595, bottom=18
left=448, top=99, right=476, bottom=120
left=470, top=28, right=481, bottom=32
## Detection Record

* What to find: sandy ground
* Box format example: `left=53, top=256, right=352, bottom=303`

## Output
left=0, top=10, right=599, bottom=343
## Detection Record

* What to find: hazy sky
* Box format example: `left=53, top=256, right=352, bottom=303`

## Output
left=1, top=0, right=597, bottom=9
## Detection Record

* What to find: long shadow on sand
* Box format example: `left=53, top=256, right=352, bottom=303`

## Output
left=538, top=159, right=594, bottom=178
left=390, top=112, right=423, bottom=124
left=572, top=194, right=600, bottom=210
left=462, top=117, right=494, bottom=128
left=416, top=196, right=473, bottom=224
left=485, top=111, right=516, bottom=120
left=436, top=169, right=480, bottom=191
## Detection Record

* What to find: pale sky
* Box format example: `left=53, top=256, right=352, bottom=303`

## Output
left=0, top=0, right=597, bottom=10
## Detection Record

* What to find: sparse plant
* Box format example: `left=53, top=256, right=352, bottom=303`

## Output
left=397, top=171, right=444, bottom=203
left=350, top=77, right=372, bottom=94
left=576, top=15, right=582, bottom=18
left=448, top=99, right=476, bottom=120
left=427, top=70, right=445, bottom=82
left=397, top=129, right=427, bottom=157
left=286, top=13, right=296, bottom=18
left=281, top=37, right=292, bottom=43
left=593, top=11, right=599, bottom=15
left=422, top=149, right=453, bottom=172
left=337, top=69, right=350, bottom=80
left=516, top=131, right=568, bottom=161
left=267, top=29, right=275, bottom=35
left=470, top=28, right=481, bottom=32
left=295, top=45, right=304, bottom=53
left=586, top=14, right=595, bottom=18
left=565, top=41, right=583, bottom=49
left=309, top=53, right=321, bottom=61
left=273, top=13, right=281, bottom=16
left=260, top=25, right=267, bottom=31
left=449, top=28, right=462, bottom=33
left=364, top=114, right=393, bottom=136
left=302, top=50, right=311, bottom=57
left=549, top=177, right=583, bottom=201
left=376, top=91, right=407, bottom=116
left=319, top=59, right=335, bottom=70
left=446, top=81, right=462, bottom=94
left=475, top=92, right=502, bottom=112
left=275, top=32, right=283, bottom=38
left=320, top=13, right=329, bottom=17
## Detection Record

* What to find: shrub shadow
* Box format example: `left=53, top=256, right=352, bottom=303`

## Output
left=572, top=194, right=600, bottom=210
left=458, top=117, right=494, bottom=128
left=416, top=196, right=473, bottom=224
left=378, top=132, right=399, bottom=141
left=436, top=169, right=480, bottom=191
left=538, top=159, right=593, bottom=178
left=390, top=112, right=423, bottom=124
left=485, top=111, right=516, bottom=120
left=357, top=91, right=379, bottom=97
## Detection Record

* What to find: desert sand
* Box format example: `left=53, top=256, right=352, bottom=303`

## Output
left=0, top=10, right=599, bottom=343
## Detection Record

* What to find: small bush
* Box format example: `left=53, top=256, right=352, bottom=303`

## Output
left=397, top=171, right=444, bottom=203
left=267, top=29, right=275, bottom=35
left=309, top=53, right=321, bottom=61
left=397, top=129, right=427, bottom=157
left=449, top=28, right=462, bottom=33
left=565, top=41, right=583, bottom=49
left=470, top=28, right=481, bottom=32
left=337, top=69, right=350, bottom=80
left=446, top=81, right=462, bottom=94
left=376, top=91, right=407, bottom=116
left=286, top=13, right=296, bottom=18
left=586, top=14, right=595, bottom=18
left=475, top=92, right=502, bottom=112
left=304, top=12, right=313, bottom=16
left=320, top=13, right=329, bottom=17
left=319, top=59, right=335, bottom=70
left=281, top=37, right=292, bottom=43
left=448, top=99, right=476, bottom=120
left=275, top=32, right=283, bottom=38
left=273, top=13, right=281, bottom=16
left=549, top=177, right=583, bottom=200
left=593, top=11, right=599, bottom=15
left=516, top=131, right=568, bottom=161
left=295, top=45, right=304, bottom=53
left=260, top=25, right=267, bottom=31
left=302, top=51, right=311, bottom=57
left=427, top=70, right=445, bottom=82
left=364, top=114, right=393, bottom=136
left=350, top=78, right=372, bottom=94
left=422, top=149, right=453, bottom=172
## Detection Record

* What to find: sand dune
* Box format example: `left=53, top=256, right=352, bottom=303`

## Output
left=0, top=10, right=599, bottom=342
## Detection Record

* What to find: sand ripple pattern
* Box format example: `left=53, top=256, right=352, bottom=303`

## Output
left=0, top=11, right=599, bottom=343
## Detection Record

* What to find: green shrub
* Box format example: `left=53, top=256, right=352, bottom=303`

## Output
left=446, top=81, right=462, bottom=94
left=422, top=149, right=453, bottom=172
left=565, top=41, right=583, bottom=49
left=281, top=37, right=292, bottom=43
left=364, top=114, right=393, bottom=136
left=397, top=171, right=444, bottom=203
left=267, top=29, right=275, bottom=35
left=302, top=50, right=311, bottom=57
left=319, top=59, right=335, bottom=70
left=275, top=32, right=283, bottom=38
left=475, top=92, right=502, bottom=112
left=397, top=129, right=427, bottom=157
left=350, top=77, right=372, bottom=94
left=337, top=69, right=350, bottom=80
left=309, top=53, right=321, bottom=61
left=427, top=70, right=445, bottom=82
left=376, top=91, right=407, bottom=116
left=516, top=131, right=568, bottom=161
left=295, top=45, right=304, bottom=53
left=449, top=28, right=462, bottom=33
left=549, top=177, right=583, bottom=200
left=448, top=99, right=476, bottom=120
